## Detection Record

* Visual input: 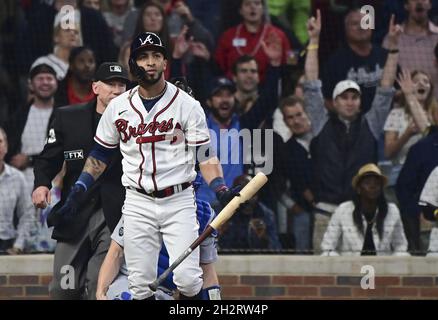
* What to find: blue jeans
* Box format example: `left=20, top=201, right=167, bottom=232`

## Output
left=291, top=211, right=312, bottom=253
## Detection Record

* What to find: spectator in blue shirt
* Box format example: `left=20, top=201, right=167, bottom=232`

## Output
left=196, top=77, right=244, bottom=207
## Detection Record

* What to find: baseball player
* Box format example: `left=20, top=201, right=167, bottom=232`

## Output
left=96, top=191, right=221, bottom=300
left=55, top=32, right=238, bottom=300
left=418, top=166, right=438, bottom=256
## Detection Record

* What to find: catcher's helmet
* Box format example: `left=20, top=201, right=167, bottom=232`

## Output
left=129, top=32, right=167, bottom=81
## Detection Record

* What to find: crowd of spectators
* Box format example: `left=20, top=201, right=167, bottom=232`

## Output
left=2, top=0, right=438, bottom=257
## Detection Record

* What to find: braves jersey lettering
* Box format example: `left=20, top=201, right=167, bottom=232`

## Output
left=115, top=118, right=174, bottom=143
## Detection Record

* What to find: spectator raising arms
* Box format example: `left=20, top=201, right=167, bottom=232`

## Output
left=303, top=11, right=400, bottom=252
left=383, top=0, right=438, bottom=99
left=305, top=12, right=401, bottom=210
left=384, top=68, right=437, bottom=186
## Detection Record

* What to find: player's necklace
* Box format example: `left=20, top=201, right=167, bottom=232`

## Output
left=139, top=83, right=167, bottom=100
left=234, top=23, right=267, bottom=57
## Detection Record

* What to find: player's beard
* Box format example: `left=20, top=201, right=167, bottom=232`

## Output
left=140, top=69, right=163, bottom=86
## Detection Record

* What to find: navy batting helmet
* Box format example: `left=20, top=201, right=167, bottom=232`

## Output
left=129, top=32, right=167, bottom=81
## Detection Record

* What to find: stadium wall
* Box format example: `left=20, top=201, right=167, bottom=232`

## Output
left=0, top=255, right=437, bottom=299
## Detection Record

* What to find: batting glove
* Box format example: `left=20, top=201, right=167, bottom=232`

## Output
left=216, top=185, right=241, bottom=209
left=56, top=184, right=86, bottom=221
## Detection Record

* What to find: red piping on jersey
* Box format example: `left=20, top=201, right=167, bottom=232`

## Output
left=95, top=135, right=118, bottom=148
left=150, top=88, right=180, bottom=192
left=136, top=135, right=166, bottom=144
left=128, top=88, right=146, bottom=189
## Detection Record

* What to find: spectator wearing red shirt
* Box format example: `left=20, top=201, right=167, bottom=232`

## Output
left=54, top=47, right=97, bottom=108
left=215, top=0, right=291, bottom=82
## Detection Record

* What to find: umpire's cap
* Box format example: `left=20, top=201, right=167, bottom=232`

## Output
left=94, top=62, right=130, bottom=84
left=130, top=32, right=167, bottom=59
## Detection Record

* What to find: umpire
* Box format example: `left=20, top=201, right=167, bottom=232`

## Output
left=32, top=62, right=129, bottom=299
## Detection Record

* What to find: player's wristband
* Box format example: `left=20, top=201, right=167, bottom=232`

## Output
left=201, top=285, right=221, bottom=300
left=76, top=172, right=95, bottom=191
left=209, top=177, right=227, bottom=193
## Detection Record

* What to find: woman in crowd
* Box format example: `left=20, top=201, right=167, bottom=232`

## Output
left=321, top=163, right=409, bottom=256
left=384, top=69, right=438, bottom=186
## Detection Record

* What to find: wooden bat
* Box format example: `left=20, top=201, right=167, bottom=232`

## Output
left=148, top=172, right=268, bottom=292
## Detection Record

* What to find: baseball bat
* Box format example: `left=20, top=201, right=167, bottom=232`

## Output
left=148, top=172, right=268, bottom=292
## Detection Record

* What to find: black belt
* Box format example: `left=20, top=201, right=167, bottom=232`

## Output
left=127, top=182, right=191, bottom=198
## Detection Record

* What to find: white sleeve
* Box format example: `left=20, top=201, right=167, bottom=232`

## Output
left=419, top=167, right=438, bottom=207
left=320, top=207, right=343, bottom=256
left=14, top=172, right=38, bottom=250
left=389, top=205, right=409, bottom=256
left=111, top=217, right=124, bottom=247
left=184, top=102, right=210, bottom=147
left=383, top=108, right=403, bottom=133
left=94, top=100, right=119, bottom=148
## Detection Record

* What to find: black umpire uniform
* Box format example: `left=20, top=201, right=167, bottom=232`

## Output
left=33, top=63, right=128, bottom=299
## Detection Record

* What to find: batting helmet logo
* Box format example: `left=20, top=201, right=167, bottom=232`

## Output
left=140, top=35, right=155, bottom=46
left=130, top=32, right=166, bottom=59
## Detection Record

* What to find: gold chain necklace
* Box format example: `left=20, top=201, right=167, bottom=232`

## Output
left=138, top=83, right=167, bottom=100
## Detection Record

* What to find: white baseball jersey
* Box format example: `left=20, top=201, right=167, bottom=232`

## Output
left=95, top=82, right=210, bottom=192
left=420, top=166, right=438, bottom=207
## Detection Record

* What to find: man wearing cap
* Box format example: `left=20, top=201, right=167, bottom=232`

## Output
left=6, top=63, right=58, bottom=190
left=302, top=12, right=400, bottom=252
left=32, top=62, right=130, bottom=299
left=195, top=77, right=244, bottom=208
